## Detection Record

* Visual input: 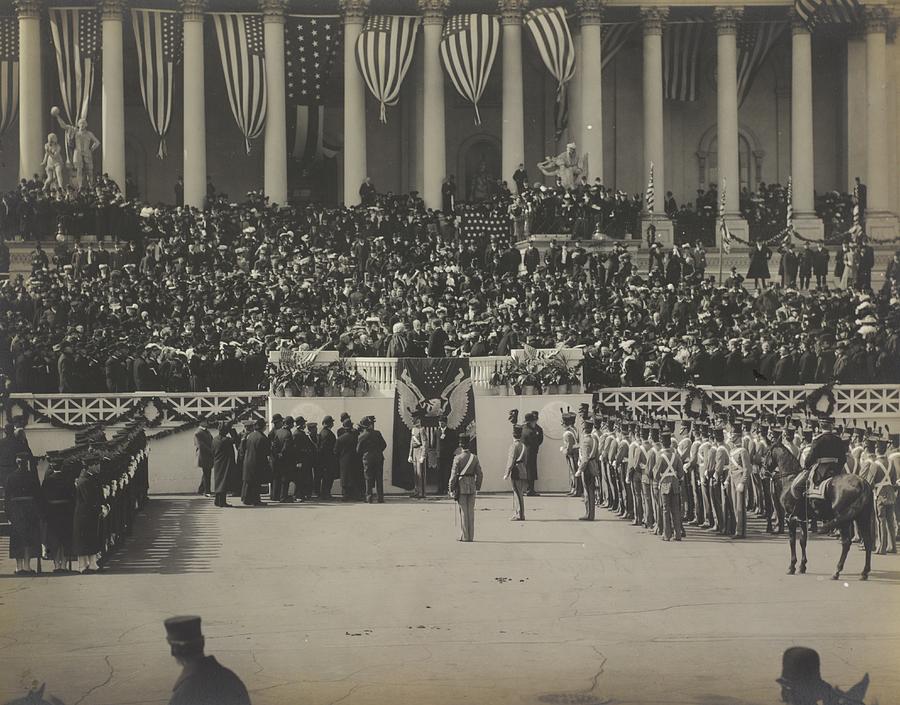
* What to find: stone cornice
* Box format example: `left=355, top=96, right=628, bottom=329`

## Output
left=498, top=0, right=528, bottom=26
left=576, top=0, right=605, bottom=27
left=179, top=0, right=207, bottom=22
left=97, top=0, right=126, bottom=22
left=640, top=6, right=668, bottom=35
left=339, top=0, right=369, bottom=24
left=713, top=6, right=743, bottom=35
left=14, top=0, right=41, bottom=19
left=863, top=4, right=890, bottom=34
left=418, top=0, right=449, bottom=25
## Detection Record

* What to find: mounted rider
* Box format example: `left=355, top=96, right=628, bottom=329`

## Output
left=796, top=417, right=848, bottom=500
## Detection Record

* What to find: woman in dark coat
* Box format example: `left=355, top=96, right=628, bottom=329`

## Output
left=5, top=454, right=43, bottom=575
left=211, top=423, right=235, bottom=508
left=73, top=464, right=103, bottom=573
left=42, top=462, right=76, bottom=572
left=335, top=418, right=361, bottom=501
left=746, top=241, right=771, bottom=289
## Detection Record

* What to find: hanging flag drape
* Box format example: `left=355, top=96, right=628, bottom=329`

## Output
left=286, top=15, right=342, bottom=163
left=663, top=19, right=704, bottom=101
left=850, top=183, right=863, bottom=238
left=794, top=0, right=861, bottom=29
left=48, top=7, right=99, bottom=125
left=737, top=21, right=786, bottom=106
left=646, top=162, right=655, bottom=214
left=440, top=14, right=500, bottom=125
left=600, top=22, right=636, bottom=71
left=0, top=17, right=18, bottom=142
left=355, top=15, right=420, bottom=124
left=785, top=176, right=793, bottom=232
left=720, top=178, right=732, bottom=254
left=524, top=7, right=575, bottom=138
left=212, top=13, right=267, bottom=154
left=131, top=9, right=182, bottom=159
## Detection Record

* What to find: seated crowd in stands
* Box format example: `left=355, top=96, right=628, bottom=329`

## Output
left=0, top=176, right=897, bottom=394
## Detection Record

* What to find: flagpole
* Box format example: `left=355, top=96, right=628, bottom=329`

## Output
left=718, top=178, right=726, bottom=284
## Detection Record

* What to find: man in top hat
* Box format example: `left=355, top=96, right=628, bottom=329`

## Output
left=776, top=646, right=868, bottom=705
left=335, top=414, right=361, bottom=502
left=560, top=410, right=580, bottom=497
left=436, top=415, right=459, bottom=497
left=268, top=415, right=294, bottom=503
left=504, top=424, right=528, bottom=521
left=521, top=411, right=544, bottom=496
left=357, top=416, right=387, bottom=503
left=240, top=419, right=269, bottom=507
left=576, top=418, right=599, bottom=520
left=164, top=615, right=251, bottom=705
left=194, top=419, right=214, bottom=497
left=5, top=452, right=43, bottom=575
left=318, top=416, right=338, bottom=501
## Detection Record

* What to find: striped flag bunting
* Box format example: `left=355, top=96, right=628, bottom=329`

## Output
left=440, top=14, right=500, bottom=125
left=286, top=15, right=342, bottom=163
left=850, top=183, right=863, bottom=238
left=355, top=15, right=421, bottom=123
left=131, top=9, right=182, bottom=159
left=600, top=22, right=636, bottom=71
left=663, top=18, right=704, bottom=101
left=0, top=17, right=17, bottom=142
left=794, top=0, right=861, bottom=29
left=785, top=176, right=793, bottom=232
left=524, top=6, right=575, bottom=138
left=212, top=12, right=267, bottom=154
left=737, top=21, right=786, bottom=107
left=720, top=177, right=732, bottom=254
left=646, top=162, right=655, bottom=214
left=48, top=7, right=99, bottom=124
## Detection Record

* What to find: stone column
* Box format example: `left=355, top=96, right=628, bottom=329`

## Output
left=341, top=0, right=368, bottom=205
left=260, top=0, right=288, bottom=205
left=713, top=7, right=748, bottom=244
left=499, top=0, right=527, bottom=188
left=181, top=0, right=207, bottom=209
left=789, top=11, right=823, bottom=239
left=100, top=0, right=127, bottom=189
left=419, top=0, right=448, bottom=210
left=576, top=0, right=603, bottom=182
left=16, top=0, right=43, bottom=181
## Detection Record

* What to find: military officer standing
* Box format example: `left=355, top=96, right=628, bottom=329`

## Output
left=576, top=419, right=599, bottom=520
left=561, top=411, right=580, bottom=496
left=657, top=430, right=684, bottom=541
left=504, top=424, right=528, bottom=520
left=449, top=435, right=483, bottom=541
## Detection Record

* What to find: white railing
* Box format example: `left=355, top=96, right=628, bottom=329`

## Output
left=595, top=385, right=900, bottom=422
left=349, top=356, right=515, bottom=393
left=5, top=392, right=268, bottom=428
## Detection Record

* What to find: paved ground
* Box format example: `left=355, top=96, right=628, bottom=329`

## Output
left=2, top=494, right=898, bottom=705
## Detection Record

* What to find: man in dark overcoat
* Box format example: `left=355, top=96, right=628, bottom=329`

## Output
left=241, top=419, right=269, bottom=506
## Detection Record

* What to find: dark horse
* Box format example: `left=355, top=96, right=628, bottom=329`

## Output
left=764, top=445, right=874, bottom=581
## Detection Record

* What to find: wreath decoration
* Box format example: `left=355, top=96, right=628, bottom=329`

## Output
left=683, top=387, right=708, bottom=419
left=805, top=385, right=836, bottom=419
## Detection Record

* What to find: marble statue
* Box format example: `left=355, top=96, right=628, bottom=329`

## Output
left=51, top=106, right=100, bottom=189
left=41, top=133, right=65, bottom=192
left=538, top=142, right=585, bottom=189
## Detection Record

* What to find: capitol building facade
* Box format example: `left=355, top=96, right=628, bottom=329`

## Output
left=2, top=0, right=899, bottom=241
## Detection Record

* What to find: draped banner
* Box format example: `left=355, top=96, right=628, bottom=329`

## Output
left=737, top=21, right=786, bottom=106
left=795, top=0, right=861, bottom=29
left=212, top=13, right=267, bottom=154
left=131, top=9, right=182, bottom=159
left=48, top=7, right=99, bottom=124
left=663, top=18, right=704, bottom=101
left=0, top=17, right=17, bottom=142
left=440, top=14, right=500, bottom=125
left=525, top=7, right=575, bottom=139
left=600, top=22, right=636, bottom=71
left=355, top=15, right=420, bottom=123
left=392, top=359, right=475, bottom=491
left=286, top=15, right=342, bottom=163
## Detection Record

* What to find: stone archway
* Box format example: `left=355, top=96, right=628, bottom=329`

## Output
left=696, top=124, right=764, bottom=192
left=457, top=133, right=501, bottom=203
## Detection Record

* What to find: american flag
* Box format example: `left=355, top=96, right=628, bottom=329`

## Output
left=459, top=207, right=510, bottom=245
left=663, top=18, right=704, bottom=101
left=737, top=21, right=786, bottom=107
left=850, top=183, right=862, bottom=238
left=212, top=13, right=267, bottom=154
left=356, top=15, right=420, bottom=124
left=600, top=22, right=636, bottom=71
left=785, top=176, right=793, bottom=232
left=646, top=162, right=655, bottom=214
left=48, top=7, right=99, bottom=124
left=720, top=178, right=732, bottom=254
left=0, top=17, right=17, bottom=141
left=440, top=14, right=500, bottom=125
left=795, top=0, right=861, bottom=29
left=131, top=10, right=182, bottom=159
left=286, top=15, right=341, bottom=163
left=525, top=7, right=575, bottom=138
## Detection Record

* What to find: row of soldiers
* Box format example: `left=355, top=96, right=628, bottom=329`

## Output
left=5, top=421, right=150, bottom=574
left=555, top=404, right=899, bottom=551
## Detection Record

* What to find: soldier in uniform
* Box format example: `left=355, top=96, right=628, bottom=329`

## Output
left=521, top=411, right=544, bottom=496
left=576, top=418, right=599, bottom=520
left=801, top=417, right=848, bottom=496
left=728, top=420, right=753, bottom=539
left=657, top=430, right=684, bottom=541
left=754, top=421, right=774, bottom=532
left=357, top=416, right=387, bottom=503
left=409, top=411, right=428, bottom=499
left=163, top=615, right=251, bottom=705
left=869, top=436, right=896, bottom=554
left=648, top=424, right=664, bottom=536
left=448, top=435, right=483, bottom=542
left=74, top=458, right=103, bottom=572
left=677, top=421, right=696, bottom=525
left=504, top=424, right=528, bottom=521
left=561, top=411, right=580, bottom=497
left=626, top=422, right=644, bottom=526
left=709, top=426, right=729, bottom=533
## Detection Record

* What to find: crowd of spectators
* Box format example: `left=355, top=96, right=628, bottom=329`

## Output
left=0, top=175, right=897, bottom=394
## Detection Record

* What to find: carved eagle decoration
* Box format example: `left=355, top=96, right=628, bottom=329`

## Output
left=395, top=368, right=471, bottom=431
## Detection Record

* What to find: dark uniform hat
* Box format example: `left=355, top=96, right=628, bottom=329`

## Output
left=164, top=615, right=204, bottom=655
left=776, top=647, right=824, bottom=688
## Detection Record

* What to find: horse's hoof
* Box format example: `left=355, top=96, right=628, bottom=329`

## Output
left=787, top=566, right=796, bottom=575
left=860, top=574, right=868, bottom=581
left=831, top=573, right=840, bottom=581
left=799, top=564, right=807, bottom=575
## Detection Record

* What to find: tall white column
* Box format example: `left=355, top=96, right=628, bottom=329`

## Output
left=861, top=5, right=898, bottom=237
left=419, top=0, right=448, bottom=210
left=260, top=0, right=287, bottom=205
left=641, top=7, right=666, bottom=216
left=577, top=0, right=603, bottom=182
left=16, top=0, right=43, bottom=181
left=789, top=11, right=823, bottom=239
left=341, top=0, right=368, bottom=205
left=713, top=7, right=748, bottom=245
left=499, top=0, right=526, bottom=188
left=181, top=0, right=206, bottom=209
left=100, top=0, right=126, bottom=189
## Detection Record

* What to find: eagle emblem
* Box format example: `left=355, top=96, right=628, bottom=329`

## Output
left=395, top=367, right=472, bottom=431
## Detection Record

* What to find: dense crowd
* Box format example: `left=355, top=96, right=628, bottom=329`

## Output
left=0, top=175, right=898, bottom=394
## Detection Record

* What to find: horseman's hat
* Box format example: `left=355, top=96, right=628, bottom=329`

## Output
left=777, top=647, right=823, bottom=688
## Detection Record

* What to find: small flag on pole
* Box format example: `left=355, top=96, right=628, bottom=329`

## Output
left=785, top=176, right=793, bottom=233
left=719, top=177, right=732, bottom=254
left=646, top=162, right=655, bottom=215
